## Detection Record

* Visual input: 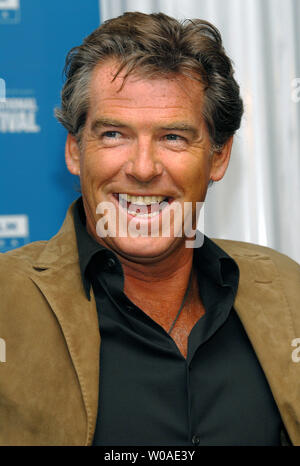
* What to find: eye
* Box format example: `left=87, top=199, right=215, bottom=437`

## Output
left=165, top=134, right=183, bottom=141
left=99, top=130, right=124, bottom=146
left=102, top=131, right=121, bottom=138
left=163, top=133, right=188, bottom=149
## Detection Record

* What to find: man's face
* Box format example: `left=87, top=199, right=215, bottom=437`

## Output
left=66, top=59, right=232, bottom=262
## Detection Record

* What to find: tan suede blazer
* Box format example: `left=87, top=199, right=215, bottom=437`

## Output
left=0, top=202, right=299, bottom=446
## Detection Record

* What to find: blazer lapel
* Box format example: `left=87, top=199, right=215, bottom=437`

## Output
left=231, top=249, right=300, bottom=445
left=29, top=203, right=100, bottom=446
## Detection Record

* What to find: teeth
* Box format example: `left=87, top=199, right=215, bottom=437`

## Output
left=127, top=210, right=160, bottom=218
left=116, top=193, right=170, bottom=218
left=119, top=193, right=166, bottom=205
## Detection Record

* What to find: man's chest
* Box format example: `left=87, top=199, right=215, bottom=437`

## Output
left=94, top=306, right=284, bottom=446
left=125, top=292, right=206, bottom=358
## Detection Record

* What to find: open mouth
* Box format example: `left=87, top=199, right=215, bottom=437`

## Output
left=113, top=193, right=174, bottom=218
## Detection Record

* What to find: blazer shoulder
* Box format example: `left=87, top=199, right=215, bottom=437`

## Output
left=0, top=243, right=53, bottom=330
left=212, top=238, right=300, bottom=326
left=212, top=238, right=299, bottom=268
left=0, top=240, right=48, bottom=275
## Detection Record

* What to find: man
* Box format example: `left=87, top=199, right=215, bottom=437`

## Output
left=0, top=12, right=299, bottom=446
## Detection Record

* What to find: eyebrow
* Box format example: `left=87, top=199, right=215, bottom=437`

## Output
left=159, top=123, right=199, bottom=138
left=90, top=118, right=200, bottom=138
left=91, top=118, right=127, bottom=132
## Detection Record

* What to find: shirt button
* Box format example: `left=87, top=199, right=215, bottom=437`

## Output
left=192, top=434, right=201, bottom=446
left=107, top=257, right=116, bottom=269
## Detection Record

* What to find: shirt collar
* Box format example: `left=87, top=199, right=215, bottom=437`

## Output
left=194, top=235, right=239, bottom=294
left=73, top=197, right=107, bottom=300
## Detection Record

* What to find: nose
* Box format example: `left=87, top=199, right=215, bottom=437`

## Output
left=124, top=137, right=163, bottom=182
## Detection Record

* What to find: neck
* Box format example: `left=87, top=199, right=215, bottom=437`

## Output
left=85, top=212, right=195, bottom=309
left=119, top=244, right=194, bottom=309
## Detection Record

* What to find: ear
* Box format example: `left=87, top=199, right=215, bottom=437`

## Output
left=65, top=133, right=81, bottom=176
left=209, top=136, right=233, bottom=182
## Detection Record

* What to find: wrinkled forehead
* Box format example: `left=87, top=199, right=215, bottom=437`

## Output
left=88, top=58, right=205, bottom=112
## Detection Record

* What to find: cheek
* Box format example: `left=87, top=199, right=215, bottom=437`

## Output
left=172, top=157, right=210, bottom=196
left=80, top=147, right=124, bottom=185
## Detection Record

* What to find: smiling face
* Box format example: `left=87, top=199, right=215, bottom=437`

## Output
left=66, top=59, right=233, bottom=263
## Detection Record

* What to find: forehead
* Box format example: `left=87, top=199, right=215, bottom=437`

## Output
left=87, top=59, right=205, bottom=123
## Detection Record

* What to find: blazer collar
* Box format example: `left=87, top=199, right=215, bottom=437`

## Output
left=29, top=200, right=99, bottom=446
left=214, top=239, right=300, bottom=445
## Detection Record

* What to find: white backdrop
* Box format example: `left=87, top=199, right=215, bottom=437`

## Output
left=99, top=0, right=300, bottom=263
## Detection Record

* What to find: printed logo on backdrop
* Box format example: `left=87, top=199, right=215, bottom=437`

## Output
left=0, top=94, right=41, bottom=133
left=0, top=0, right=20, bottom=24
left=0, top=215, right=29, bottom=252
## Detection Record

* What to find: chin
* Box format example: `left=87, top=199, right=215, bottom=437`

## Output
left=106, top=236, right=183, bottom=262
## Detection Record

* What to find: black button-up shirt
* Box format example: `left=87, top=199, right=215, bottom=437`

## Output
left=73, top=197, right=283, bottom=446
